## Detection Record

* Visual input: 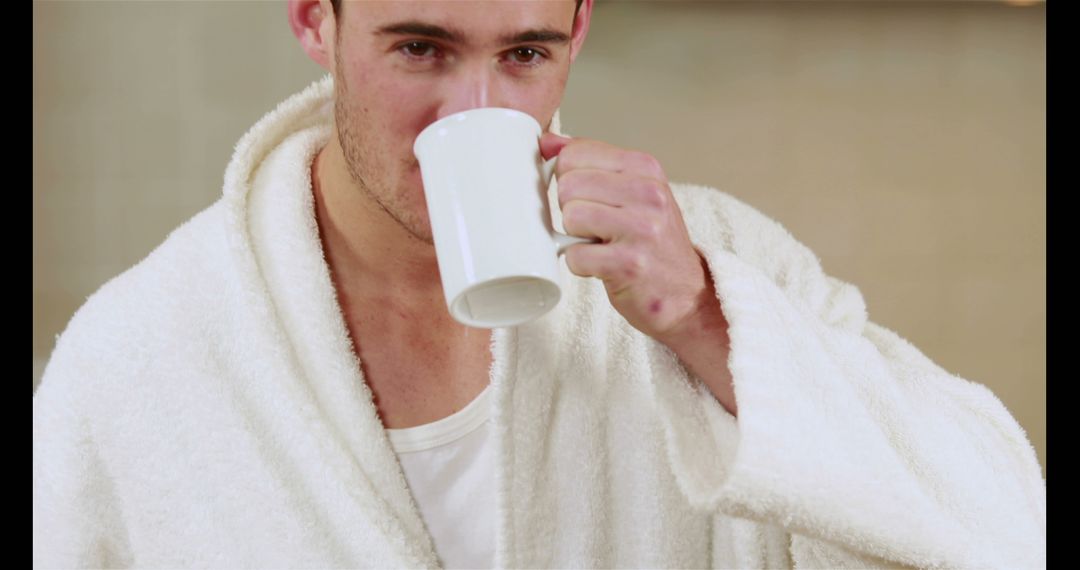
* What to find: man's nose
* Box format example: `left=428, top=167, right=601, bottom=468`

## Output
left=436, top=64, right=506, bottom=119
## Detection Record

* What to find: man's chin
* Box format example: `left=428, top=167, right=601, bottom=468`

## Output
left=412, top=232, right=435, bottom=246
left=401, top=218, right=435, bottom=246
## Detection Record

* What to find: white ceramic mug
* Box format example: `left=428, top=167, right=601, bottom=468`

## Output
left=413, top=107, right=595, bottom=328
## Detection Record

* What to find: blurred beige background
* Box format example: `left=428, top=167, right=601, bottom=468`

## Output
left=33, top=0, right=1045, bottom=477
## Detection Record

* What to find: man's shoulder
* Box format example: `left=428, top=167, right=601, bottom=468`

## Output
left=669, top=181, right=790, bottom=232
left=40, top=201, right=234, bottom=388
left=667, top=181, right=867, bottom=333
left=668, top=181, right=814, bottom=258
left=87, top=199, right=230, bottom=316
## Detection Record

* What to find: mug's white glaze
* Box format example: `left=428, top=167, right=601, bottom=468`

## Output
left=413, top=108, right=589, bottom=328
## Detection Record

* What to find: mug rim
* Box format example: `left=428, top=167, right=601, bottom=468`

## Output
left=449, top=274, right=562, bottom=328
left=413, top=107, right=543, bottom=156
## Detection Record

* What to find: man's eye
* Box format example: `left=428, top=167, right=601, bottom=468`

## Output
left=400, top=41, right=438, bottom=60
left=509, top=47, right=545, bottom=67
left=397, top=42, right=546, bottom=68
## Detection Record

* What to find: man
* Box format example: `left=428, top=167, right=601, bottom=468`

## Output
left=33, top=1, right=1045, bottom=568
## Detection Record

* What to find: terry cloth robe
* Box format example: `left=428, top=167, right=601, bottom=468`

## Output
left=33, top=73, right=1046, bottom=569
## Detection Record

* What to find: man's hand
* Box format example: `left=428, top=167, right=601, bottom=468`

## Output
left=540, top=132, right=711, bottom=344
left=540, top=132, right=736, bottom=415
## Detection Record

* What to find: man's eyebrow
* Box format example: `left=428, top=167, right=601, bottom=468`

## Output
left=374, top=20, right=570, bottom=46
left=502, top=28, right=571, bottom=46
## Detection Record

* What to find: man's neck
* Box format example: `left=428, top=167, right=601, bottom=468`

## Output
left=311, top=134, right=442, bottom=297
left=311, top=135, right=489, bottom=340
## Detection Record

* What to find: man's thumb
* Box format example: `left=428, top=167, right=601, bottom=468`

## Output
left=539, top=132, right=572, bottom=161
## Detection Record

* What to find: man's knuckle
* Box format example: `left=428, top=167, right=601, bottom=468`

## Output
left=639, top=178, right=668, bottom=209
left=633, top=151, right=664, bottom=179
left=620, top=249, right=646, bottom=280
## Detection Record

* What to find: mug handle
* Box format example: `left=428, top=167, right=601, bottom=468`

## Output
left=542, top=156, right=601, bottom=255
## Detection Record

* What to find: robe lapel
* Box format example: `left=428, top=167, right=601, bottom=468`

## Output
left=221, top=72, right=575, bottom=567
left=233, top=117, right=440, bottom=567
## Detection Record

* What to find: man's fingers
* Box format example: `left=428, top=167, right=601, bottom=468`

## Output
left=557, top=168, right=670, bottom=211
left=554, top=138, right=667, bottom=181
left=560, top=199, right=624, bottom=243
left=563, top=242, right=648, bottom=284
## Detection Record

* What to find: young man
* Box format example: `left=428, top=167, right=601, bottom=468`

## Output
left=33, top=1, right=1045, bottom=568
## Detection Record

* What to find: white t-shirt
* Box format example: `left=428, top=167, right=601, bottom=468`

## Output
left=385, top=384, right=495, bottom=570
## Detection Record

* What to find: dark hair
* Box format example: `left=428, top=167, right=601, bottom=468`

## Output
left=328, top=0, right=585, bottom=25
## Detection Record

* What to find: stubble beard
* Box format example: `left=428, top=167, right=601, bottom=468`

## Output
left=333, top=66, right=435, bottom=246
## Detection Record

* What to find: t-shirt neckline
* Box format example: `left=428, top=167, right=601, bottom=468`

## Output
left=385, top=383, right=493, bottom=453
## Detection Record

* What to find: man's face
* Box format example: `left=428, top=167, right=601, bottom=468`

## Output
left=329, top=0, right=583, bottom=245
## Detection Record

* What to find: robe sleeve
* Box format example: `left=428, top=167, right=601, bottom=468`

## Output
left=34, top=326, right=134, bottom=569
left=646, top=184, right=1046, bottom=569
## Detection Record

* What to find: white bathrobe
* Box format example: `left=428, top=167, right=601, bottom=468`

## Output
left=33, top=74, right=1045, bottom=569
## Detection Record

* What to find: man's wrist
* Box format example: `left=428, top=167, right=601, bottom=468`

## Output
left=659, top=251, right=738, bottom=417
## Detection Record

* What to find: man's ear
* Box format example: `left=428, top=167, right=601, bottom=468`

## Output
left=568, top=0, right=594, bottom=65
left=287, top=0, right=335, bottom=72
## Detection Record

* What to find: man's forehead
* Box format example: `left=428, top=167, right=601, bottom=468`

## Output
left=349, top=0, right=576, bottom=45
